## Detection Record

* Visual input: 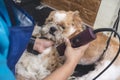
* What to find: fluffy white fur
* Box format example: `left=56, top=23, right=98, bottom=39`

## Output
left=54, top=12, right=67, bottom=22
left=16, top=47, right=53, bottom=80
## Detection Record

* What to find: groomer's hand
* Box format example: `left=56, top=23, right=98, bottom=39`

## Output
left=33, top=38, right=54, bottom=53
left=64, top=38, right=89, bottom=65
left=43, top=39, right=89, bottom=80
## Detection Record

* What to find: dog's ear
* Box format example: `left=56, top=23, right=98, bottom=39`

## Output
left=73, top=11, right=83, bottom=32
left=73, top=11, right=82, bottom=23
left=45, top=11, right=56, bottom=24
left=74, top=11, right=79, bottom=16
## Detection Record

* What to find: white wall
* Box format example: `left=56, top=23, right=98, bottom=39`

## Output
left=94, top=0, right=120, bottom=34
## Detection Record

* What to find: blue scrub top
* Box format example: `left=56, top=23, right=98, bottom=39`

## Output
left=0, top=0, right=15, bottom=80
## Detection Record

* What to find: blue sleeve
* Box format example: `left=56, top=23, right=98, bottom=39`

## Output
left=0, top=55, right=15, bottom=80
left=0, top=17, right=15, bottom=80
left=0, top=0, right=15, bottom=80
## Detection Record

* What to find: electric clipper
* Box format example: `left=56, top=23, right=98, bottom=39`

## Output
left=57, top=27, right=97, bottom=56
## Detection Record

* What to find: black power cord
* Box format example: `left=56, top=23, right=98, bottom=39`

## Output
left=92, top=28, right=120, bottom=80
left=113, top=9, right=120, bottom=37
left=92, top=8, right=120, bottom=79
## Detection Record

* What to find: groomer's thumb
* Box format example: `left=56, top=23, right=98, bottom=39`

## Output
left=65, top=38, right=71, bottom=47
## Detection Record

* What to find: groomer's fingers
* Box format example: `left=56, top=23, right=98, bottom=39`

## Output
left=65, top=38, right=71, bottom=47
left=43, top=40, right=54, bottom=48
left=33, top=39, right=54, bottom=53
left=37, top=46, right=45, bottom=53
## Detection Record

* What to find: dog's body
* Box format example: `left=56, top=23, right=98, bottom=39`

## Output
left=16, top=11, right=120, bottom=80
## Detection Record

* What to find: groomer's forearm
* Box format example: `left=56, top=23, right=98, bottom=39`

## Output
left=43, top=61, right=77, bottom=80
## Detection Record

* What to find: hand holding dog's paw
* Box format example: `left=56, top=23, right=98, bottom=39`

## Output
left=33, top=38, right=54, bottom=53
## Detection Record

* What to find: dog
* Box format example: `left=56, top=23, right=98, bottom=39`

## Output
left=16, top=10, right=120, bottom=80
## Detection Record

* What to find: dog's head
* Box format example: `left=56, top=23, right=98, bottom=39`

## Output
left=40, top=11, right=84, bottom=45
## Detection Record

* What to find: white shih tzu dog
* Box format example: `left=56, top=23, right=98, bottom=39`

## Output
left=16, top=10, right=120, bottom=80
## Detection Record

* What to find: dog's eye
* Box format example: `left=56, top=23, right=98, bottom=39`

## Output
left=72, top=23, right=74, bottom=26
left=61, top=26, right=65, bottom=29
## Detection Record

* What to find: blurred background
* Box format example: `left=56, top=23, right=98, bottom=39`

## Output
left=15, top=0, right=120, bottom=34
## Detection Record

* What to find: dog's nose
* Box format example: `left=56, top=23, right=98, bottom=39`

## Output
left=49, top=27, right=57, bottom=35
